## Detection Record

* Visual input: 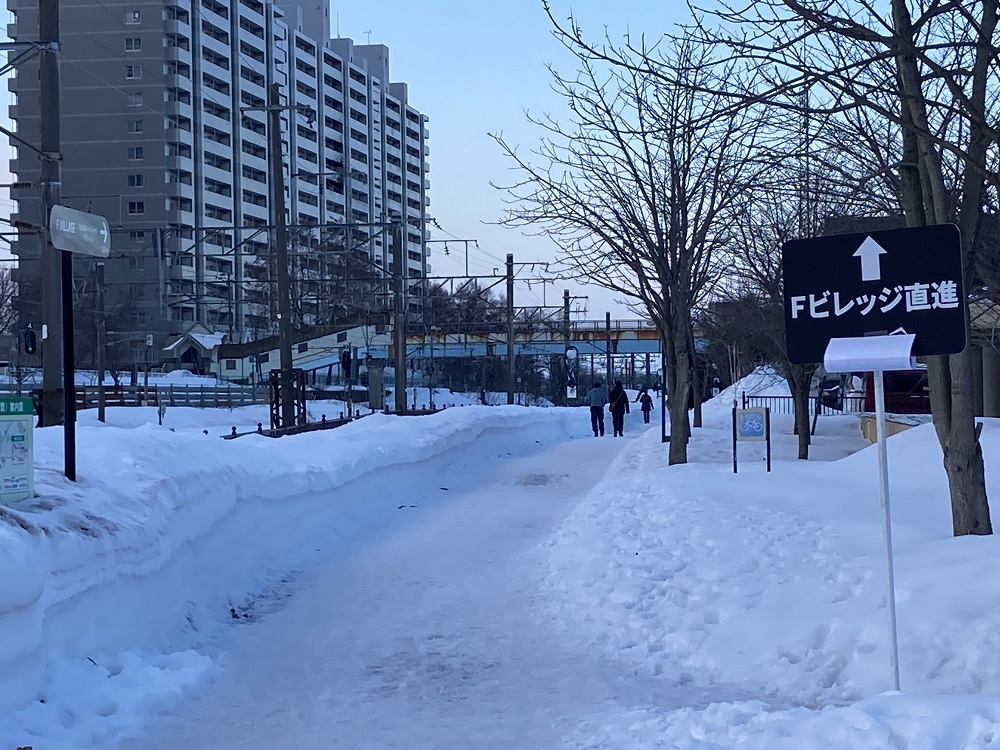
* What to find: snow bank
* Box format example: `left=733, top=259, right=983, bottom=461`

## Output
left=710, top=366, right=791, bottom=406
left=540, top=405, right=1000, bottom=747
left=0, top=404, right=571, bottom=735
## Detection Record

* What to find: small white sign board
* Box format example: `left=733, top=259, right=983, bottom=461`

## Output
left=824, top=333, right=916, bottom=374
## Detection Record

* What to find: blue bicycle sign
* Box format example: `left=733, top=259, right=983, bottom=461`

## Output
left=738, top=412, right=765, bottom=439
left=735, top=407, right=768, bottom=443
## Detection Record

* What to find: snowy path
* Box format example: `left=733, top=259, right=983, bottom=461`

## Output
left=115, top=420, right=727, bottom=749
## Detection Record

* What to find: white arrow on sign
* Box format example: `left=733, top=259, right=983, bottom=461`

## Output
left=853, top=236, right=888, bottom=282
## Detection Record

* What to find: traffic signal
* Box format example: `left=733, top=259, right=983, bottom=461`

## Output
left=22, top=327, right=36, bottom=355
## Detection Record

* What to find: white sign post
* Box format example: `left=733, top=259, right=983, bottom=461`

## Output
left=824, top=333, right=915, bottom=693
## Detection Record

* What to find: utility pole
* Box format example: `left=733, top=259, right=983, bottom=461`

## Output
left=605, top=311, right=612, bottom=385
left=392, top=222, right=407, bottom=412
left=39, top=0, right=63, bottom=429
left=506, top=253, right=515, bottom=405
left=95, top=262, right=106, bottom=422
left=266, top=82, right=295, bottom=429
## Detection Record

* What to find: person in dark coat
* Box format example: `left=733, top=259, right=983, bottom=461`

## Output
left=636, top=389, right=654, bottom=424
left=585, top=381, right=608, bottom=437
left=608, top=380, right=630, bottom=436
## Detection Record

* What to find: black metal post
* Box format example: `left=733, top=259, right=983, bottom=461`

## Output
left=605, top=311, right=612, bottom=383
left=661, top=336, right=668, bottom=443
left=732, top=405, right=738, bottom=474
left=765, top=407, right=772, bottom=472
left=506, top=253, right=515, bottom=405
left=61, top=250, right=75, bottom=480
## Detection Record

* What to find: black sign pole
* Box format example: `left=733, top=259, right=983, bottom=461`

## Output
left=765, top=407, right=771, bottom=473
left=660, top=337, right=668, bottom=444
left=61, top=249, right=76, bottom=481
left=731, top=402, right=738, bottom=474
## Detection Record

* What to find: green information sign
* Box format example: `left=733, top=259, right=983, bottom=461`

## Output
left=0, top=396, right=33, bottom=505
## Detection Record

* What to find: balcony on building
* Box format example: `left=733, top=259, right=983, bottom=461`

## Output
left=166, top=44, right=192, bottom=67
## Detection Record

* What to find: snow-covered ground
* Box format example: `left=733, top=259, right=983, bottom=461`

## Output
left=0, top=371, right=999, bottom=748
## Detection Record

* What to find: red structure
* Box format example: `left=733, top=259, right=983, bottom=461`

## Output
left=863, top=371, right=932, bottom=414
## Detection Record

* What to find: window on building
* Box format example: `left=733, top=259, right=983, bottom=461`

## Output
left=129, top=230, right=146, bottom=243
left=125, top=64, right=142, bottom=79
left=258, top=352, right=269, bottom=364
left=205, top=152, right=232, bottom=171
left=297, top=343, right=308, bottom=353
left=225, top=359, right=237, bottom=371
left=127, top=201, right=145, bottom=214
left=126, top=119, right=143, bottom=134
left=167, top=142, right=192, bottom=158
left=201, top=0, right=229, bottom=20
left=124, top=10, right=141, bottom=24
left=204, top=125, right=231, bottom=146
left=127, top=174, right=144, bottom=187
left=127, top=92, right=143, bottom=107
left=239, top=40, right=264, bottom=63
left=124, top=37, right=141, bottom=51
left=128, top=254, right=146, bottom=269
left=127, top=146, right=144, bottom=160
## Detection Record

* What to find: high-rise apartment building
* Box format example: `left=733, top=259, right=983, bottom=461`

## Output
left=6, top=0, right=430, bottom=365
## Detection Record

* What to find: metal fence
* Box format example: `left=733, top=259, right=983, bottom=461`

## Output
left=741, top=392, right=867, bottom=416
left=0, top=384, right=272, bottom=410
left=80, top=385, right=272, bottom=409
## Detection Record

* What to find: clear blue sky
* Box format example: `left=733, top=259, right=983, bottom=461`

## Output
left=332, top=0, right=691, bottom=318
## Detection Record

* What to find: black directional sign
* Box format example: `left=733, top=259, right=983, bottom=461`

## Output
left=782, top=223, right=966, bottom=364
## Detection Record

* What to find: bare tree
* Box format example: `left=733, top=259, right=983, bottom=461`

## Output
left=493, top=38, right=767, bottom=463
left=693, top=0, right=996, bottom=534
left=548, top=0, right=997, bottom=532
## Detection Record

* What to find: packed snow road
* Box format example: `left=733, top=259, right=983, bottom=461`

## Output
left=114, top=416, right=720, bottom=749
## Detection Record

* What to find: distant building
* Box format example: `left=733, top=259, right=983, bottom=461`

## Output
left=6, top=0, right=430, bottom=370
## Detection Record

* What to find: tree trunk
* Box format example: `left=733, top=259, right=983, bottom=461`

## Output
left=927, top=351, right=992, bottom=535
left=668, top=365, right=691, bottom=464
left=692, top=372, right=703, bottom=428
left=666, top=319, right=692, bottom=465
left=889, top=0, right=992, bottom=536
left=785, top=364, right=813, bottom=459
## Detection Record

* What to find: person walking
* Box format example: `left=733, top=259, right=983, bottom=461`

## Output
left=608, top=380, right=630, bottom=437
left=637, top=389, right=654, bottom=424
left=585, top=381, right=608, bottom=437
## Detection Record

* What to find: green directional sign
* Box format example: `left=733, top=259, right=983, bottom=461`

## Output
left=0, top=396, right=33, bottom=505
left=49, top=204, right=111, bottom=258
